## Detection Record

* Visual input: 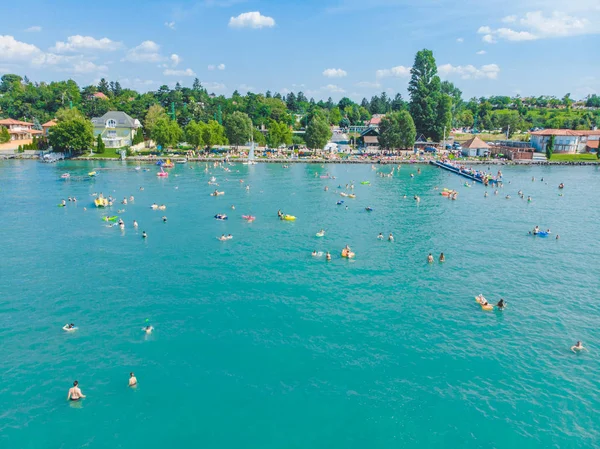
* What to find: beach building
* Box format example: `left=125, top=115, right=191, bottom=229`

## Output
left=367, top=114, right=384, bottom=129
left=91, top=111, right=141, bottom=148
left=0, top=118, right=43, bottom=141
left=42, top=120, right=57, bottom=136
left=358, top=128, right=380, bottom=152
left=91, top=92, right=109, bottom=100
left=530, top=129, right=600, bottom=153
left=460, top=136, right=490, bottom=157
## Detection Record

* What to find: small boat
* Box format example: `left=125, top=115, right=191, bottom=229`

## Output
left=94, top=197, right=109, bottom=208
left=61, top=173, right=70, bottom=179
left=282, top=215, right=296, bottom=221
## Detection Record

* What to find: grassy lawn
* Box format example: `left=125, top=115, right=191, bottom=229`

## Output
left=549, top=153, right=599, bottom=162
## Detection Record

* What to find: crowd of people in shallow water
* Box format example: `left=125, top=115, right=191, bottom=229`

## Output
left=55, top=160, right=586, bottom=404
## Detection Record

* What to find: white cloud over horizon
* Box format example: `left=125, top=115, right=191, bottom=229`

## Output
left=25, top=26, right=42, bottom=32
left=165, top=21, right=176, bottom=30
left=322, top=84, right=345, bottom=93
left=163, top=68, right=196, bottom=76
left=123, top=40, right=163, bottom=63
left=323, top=68, right=347, bottom=78
left=376, top=65, right=411, bottom=78
left=438, top=63, right=500, bottom=80
left=52, top=35, right=122, bottom=53
left=229, top=11, right=275, bottom=29
left=170, top=54, right=181, bottom=67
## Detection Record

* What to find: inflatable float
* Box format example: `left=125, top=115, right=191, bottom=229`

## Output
left=210, top=191, right=225, bottom=196
left=475, top=296, right=493, bottom=311
left=214, top=214, right=228, bottom=220
left=316, top=231, right=325, bottom=237
left=282, top=215, right=296, bottom=221
left=102, top=216, right=118, bottom=222
left=341, top=249, right=355, bottom=258
left=94, top=197, right=109, bottom=208
left=242, top=215, right=255, bottom=221
left=360, top=181, right=370, bottom=185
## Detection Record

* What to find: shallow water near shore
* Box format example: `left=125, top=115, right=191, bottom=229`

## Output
left=1, top=160, right=599, bottom=449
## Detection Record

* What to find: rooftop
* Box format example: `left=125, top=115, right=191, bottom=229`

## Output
left=530, top=129, right=600, bottom=136
left=91, top=111, right=140, bottom=129
left=0, top=118, right=33, bottom=126
left=462, top=136, right=491, bottom=149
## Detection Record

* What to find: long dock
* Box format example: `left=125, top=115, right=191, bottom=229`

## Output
left=430, top=161, right=499, bottom=184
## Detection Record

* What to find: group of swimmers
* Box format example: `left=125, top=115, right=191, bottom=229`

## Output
left=377, top=233, right=394, bottom=242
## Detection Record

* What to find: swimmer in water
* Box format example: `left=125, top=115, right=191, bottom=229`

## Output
left=377, top=233, right=384, bottom=240
left=388, top=233, right=394, bottom=242
left=142, top=231, right=147, bottom=239
left=63, top=323, right=76, bottom=331
left=312, top=250, right=317, bottom=257
left=505, top=195, right=511, bottom=199
left=556, top=234, right=560, bottom=240
left=484, top=192, right=488, bottom=197
left=494, top=190, right=498, bottom=195
left=122, top=198, right=128, bottom=205
left=67, top=381, right=85, bottom=401
left=162, top=216, right=167, bottom=222
left=497, top=298, right=506, bottom=309
left=61, top=199, right=66, bottom=206
left=571, top=341, right=588, bottom=353
left=326, top=252, right=331, bottom=261
left=527, top=196, right=532, bottom=202
left=143, top=325, right=153, bottom=334
left=129, top=372, right=137, bottom=387
left=133, top=220, right=138, bottom=228
left=439, top=252, right=445, bottom=262
left=231, top=205, right=235, bottom=210
left=427, top=253, right=434, bottom=263
left=129, top=196, right=134, bottom=202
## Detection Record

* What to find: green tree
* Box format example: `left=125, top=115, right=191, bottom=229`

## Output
left=203, top=120, right=227, bottom=148
left=0, top=126, right=10, bottom=143
left=305, top=116, right=331, bottom=151
left=96, top=133, right=106, bottom=154
left=329, top=107, right=342, bottom=126
left=48, top=109, right=94, bottom=154
left=546, top=135, right=554, bottom=159
left=267, top=120, right=293, bottom=147
left=145, top=104, right=168, bottom=138
left=151, top=117, right=182, bottom=148
left=378, top=110, right=417, bottom=151
left=224, top=111, right=252, bottom=147
left=253, top=128, right=267, bottom=146
left=132, top=128, right=144, bottom=145
left=185, top=120, right=205, bottom=149
left=408, top=49, right=444, bottom=140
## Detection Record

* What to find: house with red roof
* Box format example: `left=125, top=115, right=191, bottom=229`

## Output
left=530, top=129, right=600, bottom=153
left=42, top=120, right=57, bottom=136
left=91, top=92, right=109, bottom=100
left=0, top=118, right=43, bottom=141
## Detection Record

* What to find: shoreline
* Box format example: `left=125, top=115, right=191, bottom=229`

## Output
left=2, top=154, right=599, bottom=166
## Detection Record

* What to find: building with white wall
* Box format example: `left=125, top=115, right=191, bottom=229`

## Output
left=530, top=129, right=600, bottom=153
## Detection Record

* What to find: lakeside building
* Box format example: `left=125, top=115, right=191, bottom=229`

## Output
left=91, top=111, right=141, bottom=148
left=367, top=114, right=384, bottom=129
left=358, top=127, right=380, bottom=152
left=0, top=118, right=43, bottom=141
left=42, top=120, right=57, bottom=136
left=530, top=129, right=600, bottom=153
left=461, top=136, right=491, bottom=157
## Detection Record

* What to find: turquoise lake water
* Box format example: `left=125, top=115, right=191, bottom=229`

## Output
left=1, top=160, right=599, bottom=449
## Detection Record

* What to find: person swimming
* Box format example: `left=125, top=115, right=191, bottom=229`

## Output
left=484, top=192, right=488, bottom=197
left=439, top=252, right=445, bottom=262
left=231, top=205, right=236, bottom=210
left=571, top=341, right=588, bottom=353
left=67, top=380, right=85, bottom=401
left=143, top=325, right=154, bottom=334
left=122, top=198, right=128, bottom=205
left=129, top=372, right=137, bottom=387
left=312, top=250, right=317, bottom=257
left=388, top=233, right=394, bottom=242
left=527, top=196, right=532, bottom=202
left=427, top=253, right=434, bottom=263
left=277, top=209, right=283, bottom=218
left=219, top=234, right=227, bottom=241
left=497, top=298, right=506, bottom=309
left=326, top=252, right=331, bottom=261
left=162, top=216, right=167, bottom=222
left=63, top=323, right=76, bottom=331
left=142, top=231, right=147, bottom=239
left=61, top=199, right=66, bottom=206
left=227, top=234, right=233, bottom=240
left=133, top=220, right=138, bottom=228
left=377, top=233, right=384, bottom=240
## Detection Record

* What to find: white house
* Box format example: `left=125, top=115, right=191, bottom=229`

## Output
left=530, top=129, right=600, bottom=153
left=91, top=111, right=141, bottom=148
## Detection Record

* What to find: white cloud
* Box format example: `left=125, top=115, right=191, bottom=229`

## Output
left=476, top=50, right=487, bottom=55
left=0, top=35, right=42, bottom=61
left=25, top=26, right=42, bottom=32
left=355, top=81, right=381, bottom=88
left=438, top=63, right=500, bottom=80
left=208, top=63, right=225, bottom=70
left=123, top=40, right=162, bottom=63
left=238, top=84, right=254, bottom=91
left=203, top=81, right=226, bottom=91
left=165, top=21, right=176, bottom=30
left=478, top=10, right=597, bottom=43
left=163, top=68, right=196, bottom=76
left=322, top=84, right=345, bottom=93
left=376, top=65, right=411, bottom=78
left=217, top=63, right=225, bottom=70
left=170, top=54, right=181, bottom=67
left=228, top=11, right=275, bottom=29
left=73, top=60, right=108, bottom=73
left=322, top=68, right=347, bottom=78
left=456, top=37, right=464, bottom=43
left=52, top=35, right=122, bottom=53
left=208, top=64, right=215, bottom=70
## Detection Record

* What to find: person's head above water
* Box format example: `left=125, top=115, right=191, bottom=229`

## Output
left=73, top=380, right=78, bottom=386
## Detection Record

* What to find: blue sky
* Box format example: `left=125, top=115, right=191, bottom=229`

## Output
left=1, top=0, right=599, bottom=101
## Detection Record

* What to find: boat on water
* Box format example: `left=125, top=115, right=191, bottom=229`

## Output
left=243, top=139, right=257, bottom=165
